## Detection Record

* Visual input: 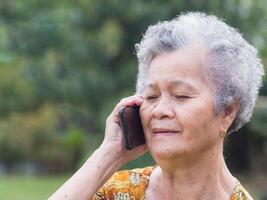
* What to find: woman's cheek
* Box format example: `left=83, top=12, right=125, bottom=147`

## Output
left=140, top=103, right=147, bottom=121
left=140, top=100, right=151, bottom=117
left=140, top=103, right=152, bottom=132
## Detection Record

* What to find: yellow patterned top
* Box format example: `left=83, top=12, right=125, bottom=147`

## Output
left=92, top=166, right=253, bottom=200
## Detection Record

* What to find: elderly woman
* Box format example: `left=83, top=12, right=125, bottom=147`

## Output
left=49, top=12, right=264, bottom=200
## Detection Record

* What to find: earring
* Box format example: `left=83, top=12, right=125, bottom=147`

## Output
left=220, top=130, right=227, bottom=138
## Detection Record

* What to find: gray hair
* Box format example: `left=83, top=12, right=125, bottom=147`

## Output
left=135, top=12, right=264, bottom=133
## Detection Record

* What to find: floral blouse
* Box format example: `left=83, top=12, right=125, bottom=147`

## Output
left=92, top=166, right=253, bottom=200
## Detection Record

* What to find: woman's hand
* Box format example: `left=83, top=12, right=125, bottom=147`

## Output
left=100, top=95, right=148, bottom=166
left=49, top=95, right=148, bottom=200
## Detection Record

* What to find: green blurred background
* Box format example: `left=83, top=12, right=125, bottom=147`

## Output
left=0, top=0, right=267, bottom=199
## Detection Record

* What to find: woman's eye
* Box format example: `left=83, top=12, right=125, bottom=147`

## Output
left=175, top=95, right=190, bottom=99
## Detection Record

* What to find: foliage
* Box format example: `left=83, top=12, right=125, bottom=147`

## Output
left=0, top=103, right=88, bottom=173
left=247, top=108, right=267, bottom=137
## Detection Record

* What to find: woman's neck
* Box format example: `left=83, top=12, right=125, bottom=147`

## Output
left=149, top=147, right=236, bottom=200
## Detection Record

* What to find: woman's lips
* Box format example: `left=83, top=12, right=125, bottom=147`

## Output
left=152, top=128, right=180, bottom=136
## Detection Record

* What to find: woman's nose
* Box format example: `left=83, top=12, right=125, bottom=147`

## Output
left=151, top=96, right=175, bottom=119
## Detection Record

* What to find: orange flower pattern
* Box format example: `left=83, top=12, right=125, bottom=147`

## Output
left=92, top=166, right=253, bottom=200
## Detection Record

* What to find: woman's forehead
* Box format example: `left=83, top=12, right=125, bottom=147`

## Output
left=151, top=44, right=210, bottom=65
left=147, top=46, right=209, bottom=85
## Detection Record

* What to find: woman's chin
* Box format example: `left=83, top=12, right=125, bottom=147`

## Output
left=149, top=143, right=185, bottom=160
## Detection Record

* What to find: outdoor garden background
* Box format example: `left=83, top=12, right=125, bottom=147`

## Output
left=0, top=0, right=267, bottom=199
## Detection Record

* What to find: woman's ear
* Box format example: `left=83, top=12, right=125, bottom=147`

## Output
left=221, top=100, right=239, bottom=132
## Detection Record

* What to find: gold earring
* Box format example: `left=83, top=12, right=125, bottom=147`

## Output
left=220, top=130, right=227, bottom=138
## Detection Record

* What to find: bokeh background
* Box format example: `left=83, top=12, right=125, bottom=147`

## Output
left=0, top=0, right=267, bottom=199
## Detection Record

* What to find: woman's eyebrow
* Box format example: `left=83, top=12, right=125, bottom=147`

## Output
left=144, top=80, right=198, bottom=93
left=169, top=80, right=198, bottom=93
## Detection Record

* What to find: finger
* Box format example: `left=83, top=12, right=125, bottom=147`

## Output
left=106, top=95, right=144, bottom=128
left=111, top=95, right=144, bottom=117
left=117, top=95, right=143, bottom=108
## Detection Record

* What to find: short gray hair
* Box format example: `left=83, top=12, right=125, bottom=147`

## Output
left=135, top=12, right=264, bottom=133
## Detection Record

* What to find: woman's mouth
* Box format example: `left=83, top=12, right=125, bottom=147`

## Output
left=152, top=128, right=180, bottom=136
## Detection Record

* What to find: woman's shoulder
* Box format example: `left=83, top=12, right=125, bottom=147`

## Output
left=92, top=167, right=254, bottom=200
left=112, top=165, right=154, bottom=180
left=92, top=166, right=154, bottom=200
left=231, top=179, right=254, bottom=200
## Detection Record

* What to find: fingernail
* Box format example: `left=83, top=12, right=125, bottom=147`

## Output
left=138, top=96, right=144, bottom=101
left=135, top=98, right=143, bottom=104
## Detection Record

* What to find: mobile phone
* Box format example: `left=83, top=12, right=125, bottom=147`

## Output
left=119, top=105, right=146, bottom=150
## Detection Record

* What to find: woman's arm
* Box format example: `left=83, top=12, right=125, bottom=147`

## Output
left=48, top=95, right=148, bottom=200
left=48, top=146, right=121, bottom=200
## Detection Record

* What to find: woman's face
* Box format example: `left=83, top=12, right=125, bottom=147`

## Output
left=140, top=45, right=223, bottom=160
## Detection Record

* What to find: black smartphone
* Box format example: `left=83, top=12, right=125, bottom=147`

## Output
left=119, top=105, right=146, bottom=150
